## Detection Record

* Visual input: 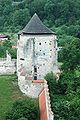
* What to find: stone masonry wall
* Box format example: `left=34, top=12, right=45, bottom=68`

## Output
left=0, top=52, right=16, bottom=75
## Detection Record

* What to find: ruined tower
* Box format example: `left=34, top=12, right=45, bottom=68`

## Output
left=17, top=13, right=58, bottom=97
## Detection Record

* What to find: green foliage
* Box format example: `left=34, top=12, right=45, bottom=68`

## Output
left=0, top=44, right=6, bottom=58
left=60, top=38, right=80, bottom=71
left=9, top=48, right=17, bottom=59
left=45, top=36, right=80, bottom=119
left=45, top=72, right=80, bottom=120
left=0, top=0, right=80, bottom=120
left=6, top=99, right=39, bottom=120
left=45, top=72, right=67, bottom=96
left=0, top=40, right=17, bottom=58
left=44, top=72, right=57, bottom=93
left=0, top=0, right=80, bottom=35
left=3, top=40, right=12, bottom=48
left=0, top=75, right=27, bottom=120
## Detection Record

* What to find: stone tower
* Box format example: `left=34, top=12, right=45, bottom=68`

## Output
left=17, top=13, right=58, bottom=97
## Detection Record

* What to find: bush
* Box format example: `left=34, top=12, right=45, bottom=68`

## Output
left=44, top=72, right=67, bottom=95
left=6, top=98, right=39, bottom=120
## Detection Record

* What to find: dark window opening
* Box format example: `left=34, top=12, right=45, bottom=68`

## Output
left=43, top=53, right=45, bottom=55
left=20, top=58, right=24, bottom=60
left=34, top=42, right=35, bottom=44
left=34, top=66, right=37, bottom=72
left=39, top=43, right=41, bottom=45
left=40, top=50, right=41, bottom=51
left=50, top=49, right=52, bottom=51
left=45, top=42, right=46, bottom=43
left=49, top=43, right=51, bottom=45
left=18, top=35, right=20, bottom=40
left=34, top=76, right=37, bottom=80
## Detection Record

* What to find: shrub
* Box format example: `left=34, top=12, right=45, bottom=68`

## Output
left=44, top=72, right=67, bottom=95
left=6, top=98, right=39, bottom=120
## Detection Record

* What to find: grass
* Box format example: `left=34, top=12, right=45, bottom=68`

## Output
left=0, top=74, right=28, bottom=120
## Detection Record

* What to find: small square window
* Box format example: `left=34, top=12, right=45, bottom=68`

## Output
left=40, top=50, right=41, bottom=51
left=45, top=42, right=46, bottom=43
left=39, top=43, right=41, bottom=45
left=43, top=53, right=45, bottom=55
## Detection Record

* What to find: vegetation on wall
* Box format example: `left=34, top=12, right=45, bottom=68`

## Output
left=0, top=0, right=80, bottom=119
left=45, top=35, right=80, bottom=120
left=0, top=40, right=17, bottom=58
left=0, top=0, right=80, bottom=36
left=0, top=0, right=80, bottom=58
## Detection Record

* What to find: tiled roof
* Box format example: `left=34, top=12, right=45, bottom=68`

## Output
left=18, top=13, right=55, bottom=35
left=0, top=34, right=8, bottom=38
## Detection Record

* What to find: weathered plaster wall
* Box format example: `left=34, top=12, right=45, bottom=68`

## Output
left=17, top=34, right=59, bottom=97
left=0, top=58, right=16, bottom=74
left=0, top=51, right=16, bottom=74
left=17, top=34, right=58, bottom=79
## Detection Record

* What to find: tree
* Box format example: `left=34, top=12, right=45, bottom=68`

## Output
left=3, top=40, right=12, bottom=48
left=6, top=98, right=39, bottom=120
left=28, top=0, right=46, bottom=20
left=60, top=38, right=80, bottom=71
left=44, top=72, right=67, bottom=96
left=0, top=44, right=6, bottom=58
left=12, top=8, right=30, bottom=28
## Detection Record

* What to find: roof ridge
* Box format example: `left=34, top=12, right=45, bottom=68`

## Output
left=18, top=13, right=55, bottom=35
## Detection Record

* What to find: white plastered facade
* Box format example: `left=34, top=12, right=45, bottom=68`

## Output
left=17, top=34, right=59, bottom=97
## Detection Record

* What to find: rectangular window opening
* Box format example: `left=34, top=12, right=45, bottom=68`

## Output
left=34, top=76, right=37, bottom=80
left=39, top=43, right=41, bottom=45
left=20, top=58, right=24, bottom=60
left=34, top=66, right=37, bottom=72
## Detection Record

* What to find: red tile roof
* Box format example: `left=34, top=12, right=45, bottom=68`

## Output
left=12, top=46, right=17, bottom=48
left=39, top=88, right=48, bottom=120
left=0, top=34, right=8, bottom=38
left=32, top=80, right=44, bottom=83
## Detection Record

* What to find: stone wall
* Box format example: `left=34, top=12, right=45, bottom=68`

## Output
left=39, top=80, right=54, bottom=120
left=17, top=34, right=58, bottom=80
left=17, top=34, right=60, bottom=98
left=0, top=52, right=16, bottom=74
left=18, top=65, right=44, bottom=98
